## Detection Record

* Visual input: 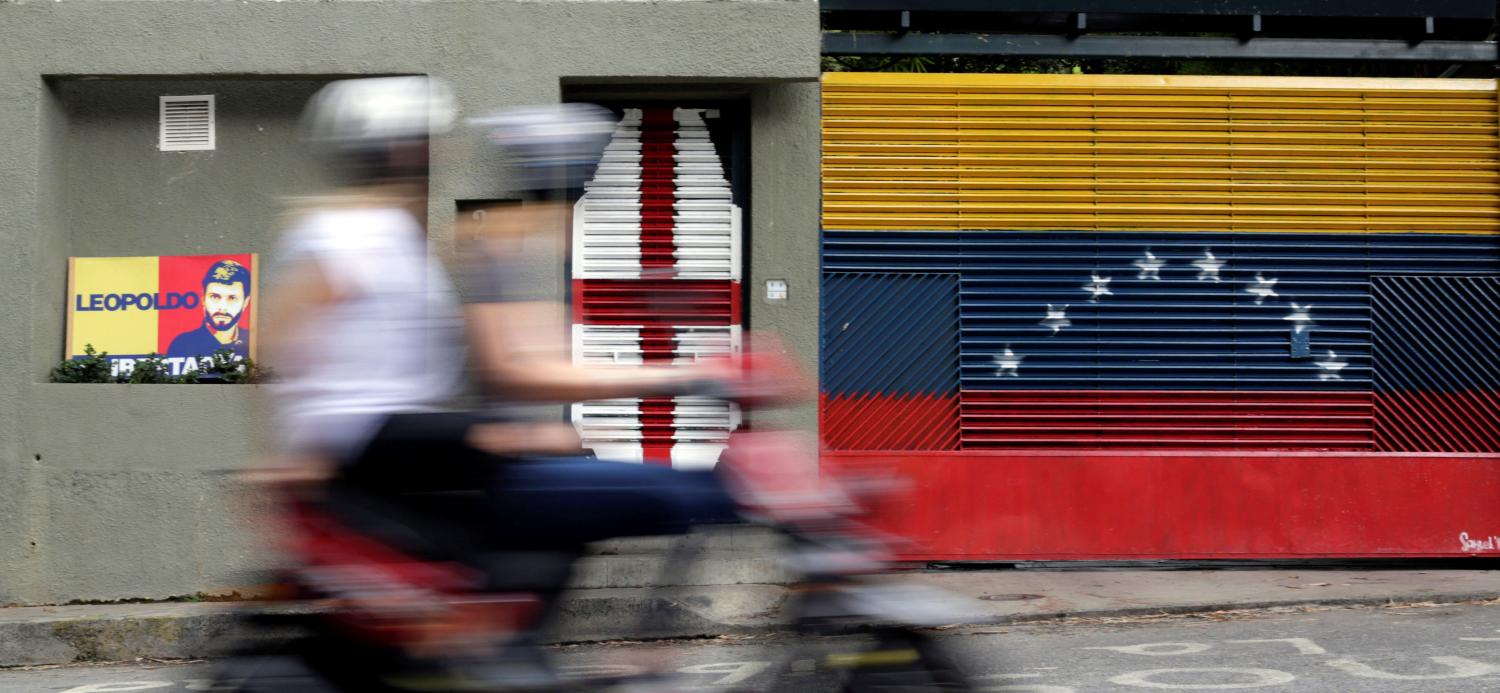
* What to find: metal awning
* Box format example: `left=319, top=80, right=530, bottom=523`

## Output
left=822, top=0, right=1498, bottom=61
left=824, top=33, right=1499, bottom=62
left=822, top=1, right=1495, bottom=19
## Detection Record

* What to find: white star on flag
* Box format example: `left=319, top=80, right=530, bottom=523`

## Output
left=1315, top=349, right=1348, bottom=381
left=994, top=347, right=1023, bottom=377
left=1192, top=249, right=1224, bottom=282
left=1083, top=273, right=1113, bottom=302
left=1134, top=250, right=1165, bottom=280
left=1040, top=304, right=1072, bottom=334
left=1247, top=274, right=1279, bottom=305
left=1284, top=303, right=1314, bottom=332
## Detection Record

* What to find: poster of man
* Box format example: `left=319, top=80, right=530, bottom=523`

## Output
left=165, top=259, right=252, bottom=360
left=66, top=254, right=257, bottom=377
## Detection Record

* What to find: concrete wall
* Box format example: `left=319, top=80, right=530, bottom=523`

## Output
left=44, top=78, right=334, bottom=373
left=0, top=0, right=820, bottom=605
left=750, top=81, right=822, bottom=429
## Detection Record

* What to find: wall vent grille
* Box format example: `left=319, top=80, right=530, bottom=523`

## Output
left=159, top=95, right=215, bottom=152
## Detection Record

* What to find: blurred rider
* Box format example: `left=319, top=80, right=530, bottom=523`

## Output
left=262, top=78, right=746, bottom=578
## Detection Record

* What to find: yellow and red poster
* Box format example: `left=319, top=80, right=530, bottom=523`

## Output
left=66, top=254, right=257, bottom=376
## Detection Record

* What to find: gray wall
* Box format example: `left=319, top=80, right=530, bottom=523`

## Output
left=58, top=79, right=332, bottom=259
left=750, top=82, right=822, bottom=429
left=0, top=0, right=820, bottom=605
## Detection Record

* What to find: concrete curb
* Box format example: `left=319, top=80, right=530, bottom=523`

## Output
left=0, top=603, right=242, bottom=668
left=3, top=583, right=1499, bottom=668
left=973, top=591, right=1500, bottom=625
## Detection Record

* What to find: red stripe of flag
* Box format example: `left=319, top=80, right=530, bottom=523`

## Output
left=640, top=323, right=678, bottom=464
left=639, top=108, right=677, bottom=271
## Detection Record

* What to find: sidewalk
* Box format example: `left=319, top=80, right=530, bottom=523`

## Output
left=4, top=567, right=1497, bottom=667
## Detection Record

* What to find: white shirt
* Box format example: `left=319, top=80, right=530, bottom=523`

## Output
left=270, top=206, right=465, bottom=459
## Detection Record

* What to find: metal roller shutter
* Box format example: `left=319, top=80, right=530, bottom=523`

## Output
left=824, top=73, right=1499, bottom=235
left=822, top=73, right=1500, bottom=452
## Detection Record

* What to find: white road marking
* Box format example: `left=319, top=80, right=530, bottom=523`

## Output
left=1227, top=638, right=1328, bottom=655
left=1086, top=642, right=1212, bottom=656
left=1325, top=656, right=1500, bottom=680
left=1110, top=667, right=1296, bottom=689
left=61, top=684, right=175, bottom=693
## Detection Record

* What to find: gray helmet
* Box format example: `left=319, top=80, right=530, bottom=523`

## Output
left=300, top=76, right=455, bottom=179
left=471, top=103, right=616, bottom=195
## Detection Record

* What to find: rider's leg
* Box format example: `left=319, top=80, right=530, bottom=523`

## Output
left=486, top=456, right=742, bottom=550
left=334, top=411, right=743, bottom=572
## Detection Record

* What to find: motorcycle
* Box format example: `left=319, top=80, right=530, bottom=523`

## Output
left=211, top=352, right=978, bottom=692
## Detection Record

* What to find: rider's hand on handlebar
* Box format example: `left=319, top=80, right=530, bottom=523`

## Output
left=684, top=354, right=810, bottom=402
left=682, top=345, right=811, bottom=406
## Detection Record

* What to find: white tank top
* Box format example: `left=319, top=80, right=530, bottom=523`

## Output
left=269, top=206, right=465, bottom=459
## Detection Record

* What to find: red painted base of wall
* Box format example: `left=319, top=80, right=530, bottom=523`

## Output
left=821, top=450, right=1500, bottom=560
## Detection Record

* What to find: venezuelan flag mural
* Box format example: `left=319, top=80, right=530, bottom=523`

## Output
left=819, top=74, right=1500, bottom=559
left=66, top=254, right=256, bottom=377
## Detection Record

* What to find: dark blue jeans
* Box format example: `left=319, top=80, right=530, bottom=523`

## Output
left=488, top=456, right=740, bottom=548
left=339, top=412, right=741, bottom=553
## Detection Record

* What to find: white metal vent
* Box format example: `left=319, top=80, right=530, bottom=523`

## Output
left=159, top=95, right=215, bottom=152
left=572, top=324, right=741, bottom=365
left=573, top=108, right=742, bottom=280
left=568, top=106, right=745, bottom=469
left=571, top=397, right=742, bottom=469
left=570, top=324, right=743, bottom=467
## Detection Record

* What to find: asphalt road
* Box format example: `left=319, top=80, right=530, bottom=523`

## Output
left=5, top=600, right=1500, bottom=692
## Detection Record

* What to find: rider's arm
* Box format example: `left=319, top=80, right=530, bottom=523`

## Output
left=454, top=224, right=709, bottom=402
left=464, top=298, right=704, bottom=403
left=253, top=257, right=345, bottom=481
left=258, top=257, right=343, bottom=375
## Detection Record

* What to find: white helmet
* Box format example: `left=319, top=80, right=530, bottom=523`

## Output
left=300, top=76, right=455, bottom=179
left=471, top=102, right=616, bottom=195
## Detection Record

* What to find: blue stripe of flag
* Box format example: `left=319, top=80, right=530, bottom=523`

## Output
left=822, top=231, right=1500, bottom=392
